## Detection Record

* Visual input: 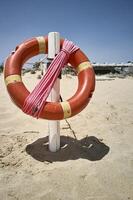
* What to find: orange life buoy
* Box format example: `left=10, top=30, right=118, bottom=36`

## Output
left=4, top=36, right=95, bottom=120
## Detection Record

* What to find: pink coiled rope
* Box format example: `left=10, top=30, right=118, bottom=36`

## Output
left=22, top=39, right=79, bottom=118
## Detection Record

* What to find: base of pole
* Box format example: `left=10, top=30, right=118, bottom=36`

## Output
left=48, top=120, right=60, bottom=152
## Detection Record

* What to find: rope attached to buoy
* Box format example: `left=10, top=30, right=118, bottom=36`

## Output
left=22, top=39, right=79, bottom=118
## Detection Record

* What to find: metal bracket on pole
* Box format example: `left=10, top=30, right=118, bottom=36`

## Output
left=47, top=32, right=60, bottom=152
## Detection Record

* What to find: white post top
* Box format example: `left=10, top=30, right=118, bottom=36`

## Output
left=48, top=32, right=60, bottom=59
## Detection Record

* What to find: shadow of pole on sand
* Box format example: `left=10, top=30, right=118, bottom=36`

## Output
left=26, top=135, right=110, bottom=163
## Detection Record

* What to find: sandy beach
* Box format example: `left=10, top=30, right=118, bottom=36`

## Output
left=0, top=72, right=133, bottom=200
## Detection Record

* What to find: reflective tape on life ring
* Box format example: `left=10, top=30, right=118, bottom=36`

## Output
left=5, top=75, right=22, bottom=86
left=60, top=101, right=71, bottom=118
left=36, top=36, right=46, bottom=53
left=4, top=35, right=95, bottom=120
left=77, top=61, right=92, bottom=74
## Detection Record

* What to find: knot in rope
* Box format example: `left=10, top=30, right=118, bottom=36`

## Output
left=22, top=39, right=79, bottom=118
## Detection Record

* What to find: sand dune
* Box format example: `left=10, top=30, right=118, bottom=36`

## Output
left=0, top=73, right=133, bottom=200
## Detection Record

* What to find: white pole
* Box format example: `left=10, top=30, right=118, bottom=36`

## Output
left=47, top=32, right=60, bottom=152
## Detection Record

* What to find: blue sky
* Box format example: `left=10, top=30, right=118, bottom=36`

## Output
left=0, top=0, right=133, bottom=64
